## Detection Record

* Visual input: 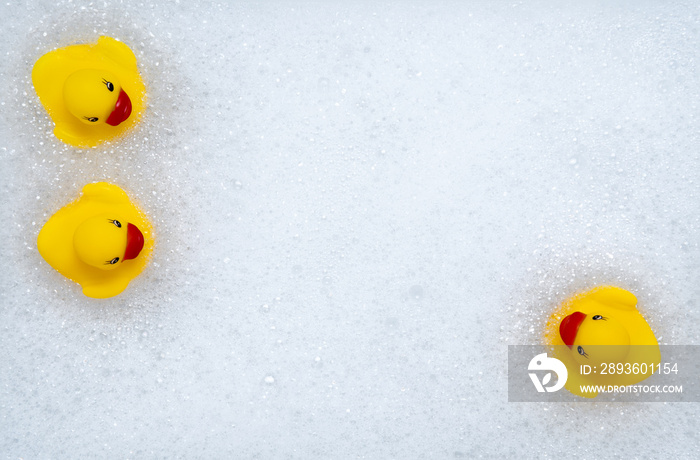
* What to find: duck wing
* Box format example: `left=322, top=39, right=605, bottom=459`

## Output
left=81, top=182, right=130, bottom=204
left=587, top=286, right=637, bottom=311
left=96, top=36, right=139, bottom=72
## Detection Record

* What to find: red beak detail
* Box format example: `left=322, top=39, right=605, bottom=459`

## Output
left=123, top=223, right=144, bottom=261
left=106, top=89, right=132, bottom=126
left=560, top=311, right=586, bottom=348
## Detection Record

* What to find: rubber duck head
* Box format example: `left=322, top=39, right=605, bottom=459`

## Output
left=63, top=69, right=132, bottom=126
left=73, top=214, right=144, bottom=271
left=560, top=311, right=631, bottom=366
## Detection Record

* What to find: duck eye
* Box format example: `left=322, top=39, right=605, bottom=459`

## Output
left=85, top=116, right=99, bottom=122
left=592, top=315, right=603, bottom=320
left=102, top=79, right=115, bottom=92
left=109, top=257, right=120, bottom=265
left=577, top=346, right=587, bottom=357
left=108, top=219, right=122, bottom=228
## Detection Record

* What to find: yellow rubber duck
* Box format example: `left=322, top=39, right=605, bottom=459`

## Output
left=544, top=286, right=660, bottom=398
left=32, top=36, right=146, bottom=148
left=37, top=182, right=153, bottom=298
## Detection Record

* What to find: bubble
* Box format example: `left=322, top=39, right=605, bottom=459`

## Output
left=409, top=285, right=424, bottom=299
left=385, top=317, right=399, bottom=328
